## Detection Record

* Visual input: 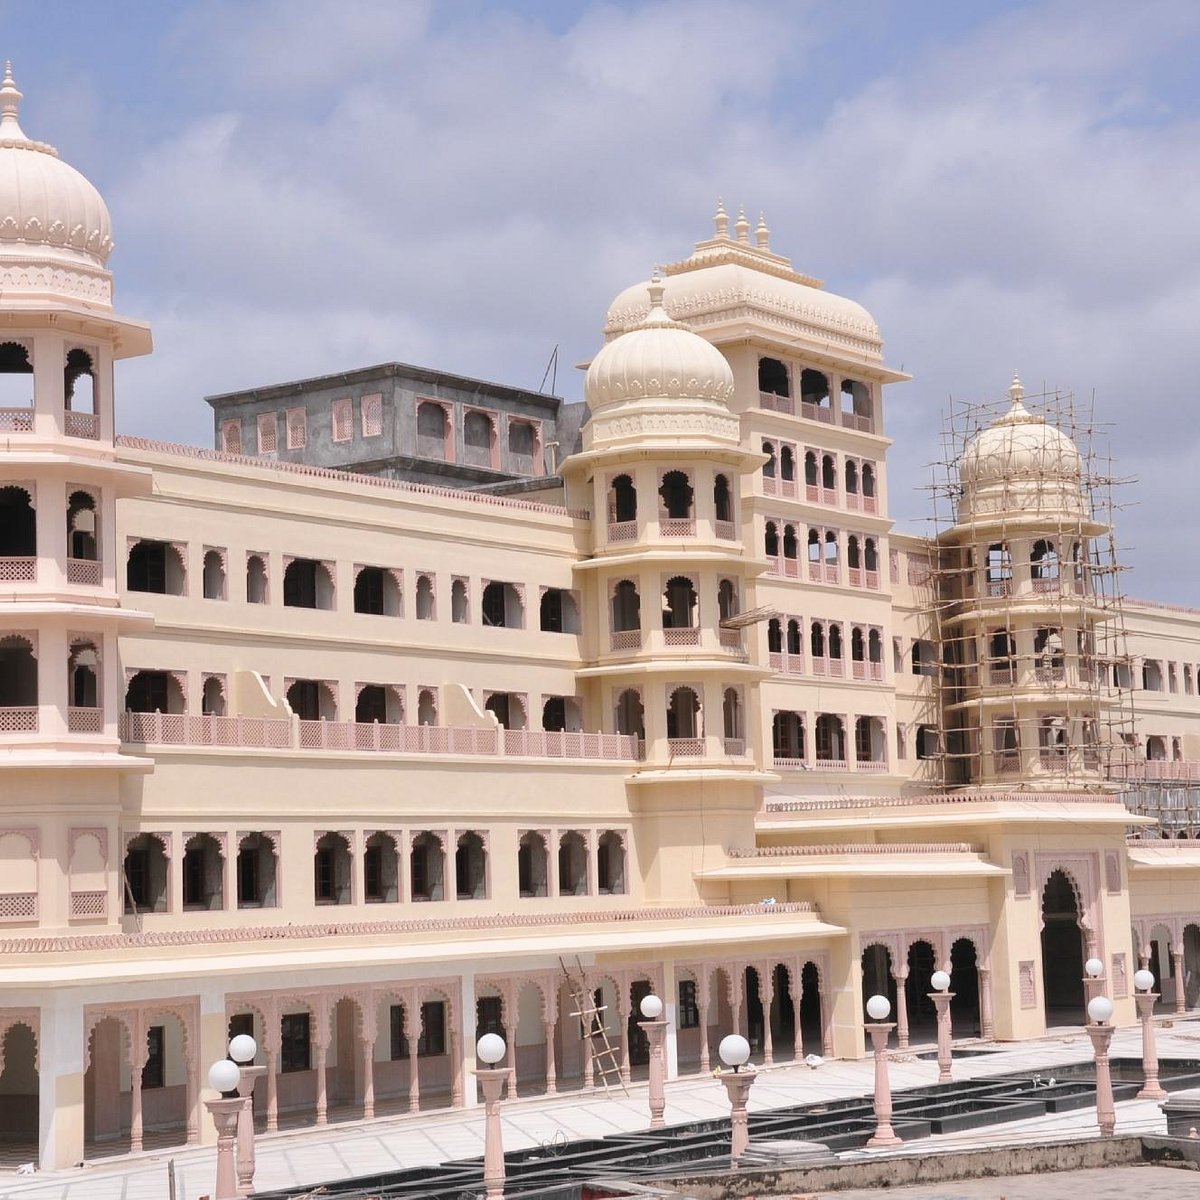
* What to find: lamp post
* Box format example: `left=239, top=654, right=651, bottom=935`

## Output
left=228, top=1034, right=266, bottom=1197
left=864, top=994, right=901, bottom=1148
left=1133, top=969, right=1167, bottom=1101
left=1084, top=956, right=1106, bottom=1009
left=638, top=993, right=669, bottom=1130
left=475, top=1033, right=508, bottom=1200
left=1086, top=994, right=1116, bottom=1137
left=204, top=1059, right=244, bottom=1200
left=716, top=1033, right=756, bottom=1167
left=929, top=970, right=955, bottom=1084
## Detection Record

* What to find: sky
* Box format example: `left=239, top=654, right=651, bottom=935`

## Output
left=3, top=0, right=1199, bottom=600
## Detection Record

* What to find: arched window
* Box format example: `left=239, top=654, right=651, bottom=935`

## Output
left=868, top=628, right=883, bottom=664
left=609, top=474, right=637, bottom=522
left=355, top=684, right=403, bottom=724
left=0, top=486, right=35, bottom=562
left=758, top=356, right=790, bottom=397
left=614, top=688, right=644, bottom=739
left=451, top=578, right=469, bottom=623
left=847, top=535, right=861, bottom=570
left=508, top=418, right=539, bottom=474
left=864, top=537, right=879, bottom=572
left=828, top=623, right=843, bottom=660
left=597, top=831, right=626, bottom=894
left=202, top=550, right=226, bottom=601
left=862, top=463, right=876, bottom=497
left=0, top=341, right=33, bottom=412
left=986, top=543, right=1012, bottom=591
left=182, top=834, right=223, bottom=910
left=800, top=368, right=829, bottom=409
left=772, top=711, right=805, bottom=760
left=416, top=573, right=435, bottom=620
left=804, top=451, right=818, bottom=487
left=764, top=520, right=779, bottom=558
left=611, top=579, right=641, bottom=632
left=237, top=833, right=277, bottom=908
left=666, top=686, right=701, bottom=740
left=558, top=832, right=588, bottom=896
left=542, top=695, right=581, bottom=733
left=410, top=832, right=445, bottom=901
left=855, top=716, right=884, bottom=763
left=767, top=618, right=782, bottom=654
left=841, top=378, right=871, bottom=423
left=127, top=539, right=186, bottom=595
left=717, top=578, right=738, bottom=622
left=482, top=580, right=523, bottom=627
left=662, top=576, right=697, bottom=628
left=67, top=490, right=97, bottom=562
left=815, top=713, right=845, bottom=761
left=416, top=402, right=448, bottom=460
left=287, top=678, right=335, bottom=721
left=807, top=527, right=820, bottom=563
left=786, top=618, right=802, bottom=656
left=246, top=554, right=268, bottom=604
left=821, top=454, right=836, bottom=490
left=722, top=687, right=742, bottom=742
left=518, top=832, right=548, bottom=897
left=201, top=676, right=226, bottom=716
left=761, top=443, right=777, bottom=479
left=781, top=523, right=798, bottom=559
left=417, top=688, right=437, bottom=726
left=658, top=471, right=694, bottom=520
left=485, top=691, right=526, bottom=730
left=540, top=588, right=579, bottom=633
left=810, top=621, right=826, bottom=659
left=455, top=832, right=487, bottom=899
left=64, top=348, right=96, bottom=414
left=364, top=832, right=399, bottom=903
left=779, top=446, right=795, bottom=482
left=845, top=459, right=859, bottom=494
left=1031, top=539, right=1059, bottom=582
left=282, top=558, right=334, bottom=609
left=123, top=834, right=168, bottom=913
left=714, top=473, right=733, bottom=522
left=463, top=410, right=495, bottom=468
left=824, top=529, right=839, bottom=563
left=69, top=641, right=99, bottom=709
left=124, top=670, right=183, bottom=714
left=354, top=566, right=401, bottom=616
left=851, top=626, right=865, bottom=662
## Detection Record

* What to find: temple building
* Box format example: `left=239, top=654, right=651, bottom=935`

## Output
left=1, top=69, right=1198, bottom=1172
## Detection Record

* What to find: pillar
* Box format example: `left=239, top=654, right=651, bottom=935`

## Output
left=543, top=1020, right=557, bottom=1095
left=697, top=991, right=711, bottom=1074
left=359, top=1021, right=376, bottom=1120
left=1174, top=947, right=1187, bottom=1014
left=618, top=992, right=631, bottom=1086
left=460, top=972, right=478, bottom=1108
left=39, top=997, right=86, bottom=1171
left=760, top=963, right=774, bottom=1066
left=313, top=1042, right=328, bottom=1126
left=264, top=1046, right=279, bottom=1133
left=129, top=1012, right=147, bottom=1153
left=892, top=968, right=909, bottom=1050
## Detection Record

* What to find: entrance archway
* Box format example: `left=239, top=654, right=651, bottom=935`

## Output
left=743, top=966, right=765, bottom=1059
left=799, top=961, right=823, bottom=1055
left=905, top=940, right=937, bottom=1044
left=0, top=1020, right=38, bottom=1160
left=949, top=938, right=982, bottom=1037
left=1041, top=869, right=1085, bottom=1024
left=769, top=964, right=796, bottom=1062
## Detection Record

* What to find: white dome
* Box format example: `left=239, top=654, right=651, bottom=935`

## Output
left=0, top=65, right=113, bottom=270
left=958, top=376, right=1086, bottom=522
left=586, top=278, right=735, bottom=409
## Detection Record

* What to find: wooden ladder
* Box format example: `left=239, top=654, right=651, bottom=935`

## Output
left=560, top=957, right=628, bottom=1095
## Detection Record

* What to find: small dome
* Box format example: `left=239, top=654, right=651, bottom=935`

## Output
left=586, top=277, right=735, bottom=409
left=958, top=376, right=1085, bottom=521
left=0, top=65, right=113, bottom=269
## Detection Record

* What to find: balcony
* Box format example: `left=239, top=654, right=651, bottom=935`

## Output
left=64, top=411, right=100, bottom=439
left=663, top=627, right=700, bottom=647
left=800, top=401, right=835, bottom=424
left=715, top=520, right=736, bottom=540
left=68, top=707, right=104, bottom=733
left=0, top=707, right=37, bottom=734
left=0, top=893, right=37, bottom=923
left=609, top=629, right=642, bottom=652
left=607, top=520, right=637, bottom=544
left=1109, top=760, right=1200, bottom=784
left=0, top=409, right=32, bottom=433
left=667, top=737, right=705, bottom=758
left=841, top=411, right=874, bottom=433
left=660, top=518, right=696, bottom=538
left=118, top=712, right=643, bottom=761
left=67, top=558, right=102, bottom=585
left=759, top=392, right=794, bottom=415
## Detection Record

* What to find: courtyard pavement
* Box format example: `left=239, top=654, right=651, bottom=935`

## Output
left=3, top=1018, right=1200, bottom=1199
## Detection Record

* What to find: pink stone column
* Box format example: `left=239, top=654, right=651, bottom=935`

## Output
left=503, top=1023, right=517, bottom=1100
left=205, top=1096, right=243, bottom=1200
left=865, top=1023, right=901, bottom=1148
left=977, top=967, right=994, bottom=1040
left=618, top=1001, right=632, bottom=1086
left=543, top=1021, right=557, bottom=1095
left=234, top=1064, right=266, bottom=1197
left=639, top=1018, right=668, bottom=1130
left=313, top=1042, right=328, bottom=1125
left=1173, top=948, right=1187, bottom=1014
left=407, top=1029, right=420, bottom=1113
left=264, top=1047, right=279, bottom=1133
left=718, top=1068, right=757, bottom=1166
left=1087, top=1022, right=1116, bottom=1137
left=450, top=1029, right=464, bottom=1108
left=760, top=965, right=774, bottom=1066
left=1135, top=991, right=1167, bottom=1101
left=790, top=985, right=803, bottom=1059
left=930, top=991, right=954, bottom=1084
left=892, top=971, right=909, bottom=1050
left=360, top=1037, right=375, bottom=1119
left=477, top=1066, right=507, bottom=1200
left=697, top=999, right=711, bottom=1074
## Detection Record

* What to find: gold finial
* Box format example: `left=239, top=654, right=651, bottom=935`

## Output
left=735, top=205, right=750, bottom=244
left=714, top=198, right=729, bottom=239
left=755, top=210, right=770, bottom=250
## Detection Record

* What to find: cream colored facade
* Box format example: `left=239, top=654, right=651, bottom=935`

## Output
left=2, top=76, right=1199, bottom=1174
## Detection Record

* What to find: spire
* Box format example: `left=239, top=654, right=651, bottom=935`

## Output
left=755, top=211, right=770, bottom=250
left=640, top=269, right=673, bottom=327
left=0, top=62, right=28, bottom=143
left=996, top=370, right=1040, bottom=426
left=713, top=198, right=729, bottom=239
left=734, top=205, right=750, bottom=244
left=1009, top=371, right=1024, bottom=406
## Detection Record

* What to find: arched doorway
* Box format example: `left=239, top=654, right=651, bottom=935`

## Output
left=950, top=938, right=982, bottom=1037
left=743, top=967, right=765, bottom=1059
left=905, top=940, right=937, bottom=1044
left=1184, top=924, right=1200, bottom=1010
left=769, top=964, right=796, bottom=1063
left=861, top=943, right=897, bottom=1043
left=1041, top=869, right=1085, bottom=1024
left=0, top=1020, right=38, bottom=1156
left=799, top=961, right=823, bottom=1055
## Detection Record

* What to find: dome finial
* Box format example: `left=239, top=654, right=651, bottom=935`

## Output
left=735, top=205, right=750, bottom=243
left=755, top=210, right=770, bottom=250
left=0, top=61, right=28, bottom=142
left=1009, top=371, right=1024, bottom=405
left=714, top=197, right=729, bottom=239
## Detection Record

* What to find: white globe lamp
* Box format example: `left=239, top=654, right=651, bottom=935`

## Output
left=228, top=1034, right=257, bottom=1064
left=208, top=1058, right=241, bottom=1094
left=476, top=1033, right=506, bottom=1065
left=1133, top=969, right=1155, bottom=992
left=931, top=971, right=952, bottom=993
left=640, top=993, right=664, bottom=1020
left=718, top=1033, right=751, bottom=1070
left=1087, top=995, right=1114, bottom=1024
left=1085, top=958, right=1104, bottom=978
left=866, top=994, right=891, bottom=1021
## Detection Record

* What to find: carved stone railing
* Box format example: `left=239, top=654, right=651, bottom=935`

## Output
left=0, top=408, right=33, bottom=432
left=663, top=627, right=700, bottom=647
left=0, top=893, right=37, bottom=922
left=715, top=519, right=736, bottom=540
left=667, top=738, right=705, bottom=758
left=759, top=392, right=794, bottom=415
left=67, top=557, right=102, bottom=585
left=121, top=712, right=292, bottom=748
left=64, top=411, right=100, bottom=439
left=609, top=629, right=642, bottom=652
left=68, top=707, right=104, bottom=733
left=0, top=557, right=35, bottom=582
left=70, top=890, right=107, bottom=919
left=723, top=738, right=745, bottom=756
left=1109, top=761, right=1200, bottom=783
left=728, top=842, right=981, bottom=858
left=660, top=517, right=696, bottom=538
left=0, top=707, right=37, bottom=734
left=765, top=792, right=1124, bottom=813
left=607, top=520, right=637, bottom=543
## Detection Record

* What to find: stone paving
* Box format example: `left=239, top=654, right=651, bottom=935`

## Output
left=831, top=1164, right=1200, bottom=1199
left=2, top=1020, right=1200, bottom=1199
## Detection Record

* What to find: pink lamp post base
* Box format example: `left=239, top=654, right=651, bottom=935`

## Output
left=929, top=991, right=955, bottom=1085
left=865, top=1023, right=902, bottom=1148
left=719, top=1068, right=757, bottom=1166
left=476, top=1066, right=508, bottom=1200
left=234, top=1063, right=266, bottom=1197
left=639, top=1019, right=668, bottom=1130
left=204, top=1097, right=244, bottom=1200
left=1135, top=992, right=1168, bottom=1101
left=1086, top=1023, right=1117, bottom=1138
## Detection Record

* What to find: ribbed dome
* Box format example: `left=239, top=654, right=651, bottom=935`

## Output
left=958, top=376, right=1086, bottom=521
left=586, top=277, right=735, bottom=409
left=0, top=65, right=113, bottom=270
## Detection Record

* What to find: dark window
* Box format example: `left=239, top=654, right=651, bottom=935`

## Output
left=228, top=1013, right=254, bottom=1044
left=476, top=995, right=503, bottom=1040
left=354, top=567, right=384, bottom=614
left=127, top=541, right=168, bottom=593
left=142, top=1025, right=165, bottom=1090
left=417, top=1001, right=446, bottom=1056
left=281, top=1013, right=311, bottom=1073
left=125, top=671, right=169, bottom=714
left=314, top=848, right=334, bottom=902
left=183, top=847, right=204, bottom=908
left=390, top=1004, right=409, bottom=1060
left=365, top=843, right=383, bottom=900
left=125, top=847, right=150, bottom=909
left=283, top=559, right=318, bottom=608
left=678, top=980, right=699, bottom=1029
